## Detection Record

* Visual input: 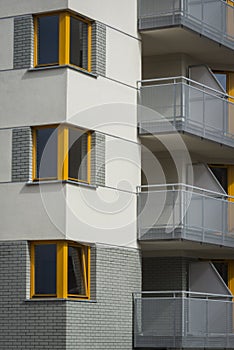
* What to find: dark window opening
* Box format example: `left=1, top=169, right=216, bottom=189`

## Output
left=210, top=166, right=228, bottom=193
left=36, top=127, right=58, bottom=179
left=38, top=15, right=59, bottom=65
left=70, top=17, right=88, bottom=70
left=68, top=246, right=86, bottom=295
left=35, top=244, right=57, bottom=295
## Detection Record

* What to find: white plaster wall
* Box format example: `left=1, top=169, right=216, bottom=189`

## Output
left=141, top=151, right=189, bottom=185
left=0, top=182, right=138, bottom=247
left=106, top=27, right=141, bottom=87
left=68, top=0, right=138, bottom=37
left=0, top=183, right=66, bottom=240
left=66, top=71, right=138, bottom=141
left=0, top=0, right=68, bottom=18
left=0, top=18, right=13, bottom=70
left=105, top=135, right=141, bottom=191
left=0, top=129, right=12, bottom=182
left=0, top=69, right=67, bottom=128
left=65, top=184, right=138, bottom=248
left=142, top=54, right=200, bottom=80
left=0, top=0, right=138, bottom=37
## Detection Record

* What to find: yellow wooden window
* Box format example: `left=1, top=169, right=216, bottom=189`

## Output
left=33, top=125, right=91, bottom=183
left=30, top=241, right=90, bottom=299
left=34, top=12, right=92, bottom=72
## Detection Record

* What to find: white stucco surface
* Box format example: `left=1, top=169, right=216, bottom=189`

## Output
left=68, top=0, right=138, bottom=37
left=0, top=18, right=13, bottom=70
left=0, top=69, right=67, bottom=128
left=0, top=129, right=12, bottom=182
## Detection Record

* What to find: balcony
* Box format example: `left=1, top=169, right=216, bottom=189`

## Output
left=137, top=184, right=234, bottom=247
left=138, top=0, right=234, bottom=50
left=138, top=77, right=234, bottom=147
left=133, top=291, right=234, bottom=348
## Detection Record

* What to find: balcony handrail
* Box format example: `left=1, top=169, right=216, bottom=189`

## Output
left=133, top=290, right=233, bottom=299
left=138, top=76, right=234, bottom=101
left=137, top=183, right=234, bottom=200
left=138, top=0, right=234, bottom=18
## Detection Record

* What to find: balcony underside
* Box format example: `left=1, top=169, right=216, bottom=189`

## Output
left=141, top=27, right=234, bottom=67
left=140, top=132, right=234, bottom=163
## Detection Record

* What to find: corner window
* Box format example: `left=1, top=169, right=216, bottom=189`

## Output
left=33, top=125, right=91, bottom=183
left=31, top=241, right=90, bottom=299
left=34, top=12, right=92, bottom=71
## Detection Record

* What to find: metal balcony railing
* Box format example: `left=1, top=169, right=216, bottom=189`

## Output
left=137, top=184, right=234, bottom=246
left=133, top=291, right=234, bottom=348
left=138, top=77, right=234, bottom=147
left=138, top=0, right=234, bottom=49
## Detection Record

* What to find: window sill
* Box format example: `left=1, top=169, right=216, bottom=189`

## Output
left=25, top=298, right=97, bottom=303
left=28, top=64, right=98, bottom=78
left=26, top=179, right=97, bottom=190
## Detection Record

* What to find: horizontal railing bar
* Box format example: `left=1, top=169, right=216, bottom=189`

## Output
left=138, top=76, right=234, bottom=100
left=137, top=183, right=234, bottom=199
left=133, top=290, right=233, bottom=298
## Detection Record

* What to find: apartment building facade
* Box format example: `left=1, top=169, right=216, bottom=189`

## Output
left=0, top=0, right=234, bottom=349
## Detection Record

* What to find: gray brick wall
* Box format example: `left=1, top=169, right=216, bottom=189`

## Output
left=91, top=22, right=106, bottom=76
left=142, top=257, right=194, bottom=291
left=0, top=241, right=141, bottom=350
left=66, top=245, right=141, bottom=350
left=0, top=241, right=66, bottom=350
left=12, top=127, right=32, bottom=182
left=91, top=131, right=105, bottom=186
left=14, top=16, right=34, bottom=69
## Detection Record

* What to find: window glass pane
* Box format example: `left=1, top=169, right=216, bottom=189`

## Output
left=68, top=246, right=86, bottom=295
left=70, top=17, right=88, bottom=69
left=38, top=15, right=59, bottom=65
left=36, top=128, right=58, bottom=179
left=213, top=262, right=228, bottom=285
left=210, top=167, right=228, bottom=193
left=35, top=244, right=56, bottom=295
left=68, top=129, right=87, bottom=181
left=214, top=73, right=227, bottom=92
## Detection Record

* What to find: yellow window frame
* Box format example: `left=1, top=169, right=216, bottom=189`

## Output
left=30, top=241, right=90, bottom=299
left=34, top=12, right=92, bottom=72
left=32, top=125, right=91, bottom=183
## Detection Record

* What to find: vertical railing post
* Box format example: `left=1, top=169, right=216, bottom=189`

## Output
left=182, top=291, right=185, bottom=339
left=180, top=0, right=184, bottom=14
left=173, top=80, right=177, bottom=127
left=180, top=189, right=184, bottom=238
left=205, top=296, right=209, bottom=348
left=172, top=186, right=176, bottom=238
left=226, top=300, right=229, bottom=348
left=201, top=0, right=204, bottom=33
left=202, top=194, right=205, bottom=242
left=137, top=187, right=141, bottom=240
left=138, top=85, right=142, bottom=133
left=173, top=292, right=176, bottom=348
left=180, top=80, right=188, bottom=129
left=223, top=97, right=227, bottom=142
left=172, top=0, right=175, bottom=25
left=222, top=196, right=225, bottom=246
left=202, top=88, right=206, bottom=138
left=222, top=0, right=225, bottom=43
